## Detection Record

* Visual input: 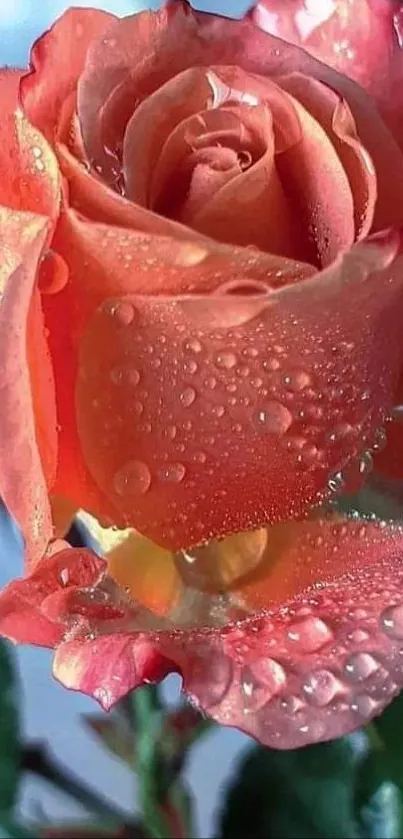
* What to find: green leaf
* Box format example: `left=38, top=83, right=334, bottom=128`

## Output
left=219, top=739, right=362, bottom=839
left=0, top=641, right=20, bottom=813
left=0, top=817, right=35, bottom=838
left=353, top=694, right=403, bottom=838
left=355, top=758, right=403, bottom=839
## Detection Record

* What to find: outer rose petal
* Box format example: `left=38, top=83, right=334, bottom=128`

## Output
left=77, top=0, right=403, bottom=231
left=0, top=210, right=56, bottom=569
left=48, top=208, right=312, bottom=517
left=75, top=228, right=403, bottom=548
left=252, top=0, right=403, bottom=150
left=21, top=7, right=116, bottom=142
left=5, top=517, right=403, bottom=748
left=53, top=635, right=170, bottom=710
left=0, top=70, right=60, bottom=218
left=0, top=547, right=104, bottom=647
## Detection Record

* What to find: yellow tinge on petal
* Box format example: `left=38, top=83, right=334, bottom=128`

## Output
left=76, top=510, right=182, bottom=617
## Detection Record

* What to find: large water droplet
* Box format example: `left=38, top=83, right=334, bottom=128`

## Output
left=283, top=371, right=312, bottom=392
left=113, top=460, right=151, bottom=496
left=111, top=301, right=135, bottom=326
left=215, top=351, right=237, bottom=370
left=253, top=402, right=292, bottom=435
left=287, top=616, right=333, bottom=653
left=381, top=604, right=403, bottom=639
left=328, top=471, right=344, bottom=492
left=183, top=337, right=203, bottom=354
left=391, top=404, right=403, bottom=422
left=344, top=652, right=379, bottom=682
left=302, top=669, right=342, bottom=707
left=180, top=387, right=196, bottom=407
left=157, top=462, right=186, bottom=483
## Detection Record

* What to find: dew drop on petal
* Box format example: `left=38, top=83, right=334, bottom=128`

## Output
left=183, top=337, right=203, bottom=354
left=302, top=669, right=342, bottom=707
left=157, top=462, right=186, bottom=483
left=215, top=351, right=237, bottom=370
left=253, top=402, right=293, bottom=435
left=179, top=387, right=196, bottom=407
left=344, top=652, right=380, bottom=682
left=113, top=460, right=151, bottom=496
left=113, top=301, right=135, bottom=326
left=287, top=616, right=333, bottom=653
left=381, top=604, right=403, bottom=639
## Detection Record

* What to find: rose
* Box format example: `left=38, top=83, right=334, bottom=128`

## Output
left=2, top=0, right=403, bottom=749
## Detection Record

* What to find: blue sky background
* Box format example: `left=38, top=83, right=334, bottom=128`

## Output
left=0, top=1, right=257, bottom=835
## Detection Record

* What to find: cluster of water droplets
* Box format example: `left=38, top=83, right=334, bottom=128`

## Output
left=84, top=292, right=388, bottom=539
left=180, top=556, right=403, bottom=748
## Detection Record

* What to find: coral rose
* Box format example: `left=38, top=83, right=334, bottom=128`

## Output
left=1, top=0, right=403, bottom=748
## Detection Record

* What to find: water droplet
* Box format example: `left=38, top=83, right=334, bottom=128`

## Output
left=302, top=669, right=341, bottom=707
left=113, top=301, right=135, bottom=325
left=133, top=401, right=144, bottom=416
left=212, top=405, right=225, bottom=418
left=359, top=450, right=373, bottom=475
left=391, top=404, right=403, bottom=422
left=193, top=451, right=207, bottom=463
left=328, top=471, right=344, bottom=492
left=287, top=616, right=333, bottom=653
left=283, top=371, right=312, bottom=391
left=59, top=568, right=69, bottom=587
left=253, top=402, right=292, bottom=435
left=183, top=337, right=202, bottom=354
left=344, top=652, right=379, bottom=682
left=184, top=359, right=198, bottom=375
left=163, top=424, right=177, bottom=440
left=176, top=243, right=208, bottom=266
left=205, top=376, right=217, bottom=390
left=263, top=357, right=280, bottom=371
left=215, top=351, right=237, bottom=370
left=157, top=462, right=186, bottom=483
left=110, top=366, right=140, bottom=386
left=350, top=694, right=377, bottom=718
left=348, top=629, right=369, bottom=644
left=114, top=460, right=151, bottom=496
left=381, top=604, right=403, bottom=639
left=180, top=387, right=196, bottom=407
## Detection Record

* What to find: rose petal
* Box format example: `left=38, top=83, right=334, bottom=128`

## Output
left=150, top=98, right=302, bottom=259
left=278, top=72, right=377, bottom=240
left=53, top=634, right=170, bottom=710
left=122, top=68, right=215, bottom=202
left=74, top=226, right=403, bottom=548
left=15, top=516, right=403, bottom=749
left=48, top=209, right=311, bottom=516
left=374, top=374, right=403, bottom=480
left=0, top=210, right=58, bottom=568
left=0, top=547, right=104, bottom=646
left=253, top=0, right=403, bottom=150
left=165, top=517, right=403, bottom=748
left=21, top=7, right=116, bottom=142
left=184, top=83, right=355, bottom=265
left=0, top=70, right=60, bottom=218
